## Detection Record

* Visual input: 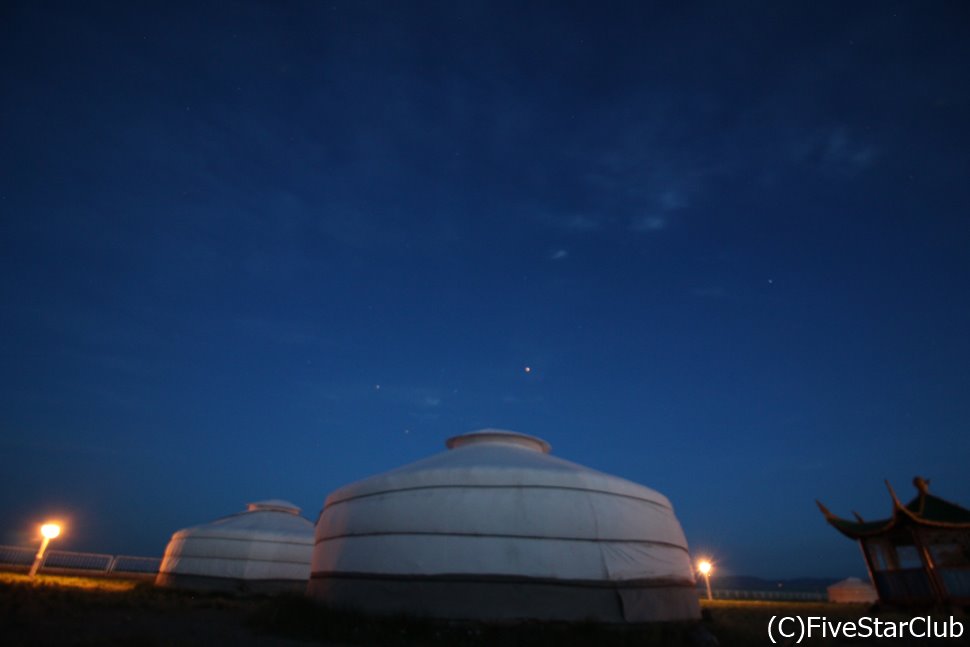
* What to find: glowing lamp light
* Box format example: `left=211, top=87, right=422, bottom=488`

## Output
left=697, top=559, right=714, bottom=601
left=29, top=521, right=63, bottom=577
left=41, top=523, right=61, bottom=539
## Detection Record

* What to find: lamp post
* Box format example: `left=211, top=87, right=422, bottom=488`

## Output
left=28, top=523, right=61, bottom=577
left=698, top=559, right=713, bottom=601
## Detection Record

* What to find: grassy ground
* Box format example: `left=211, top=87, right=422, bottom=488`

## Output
left=2, top=573, right=970, bottom=646
left=247, top=594, right=703, bottom=646
left=0, top=572, right=302, bottom=646
left=0, top=572, right=141, bottom=592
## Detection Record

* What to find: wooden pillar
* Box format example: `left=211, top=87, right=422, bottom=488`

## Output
left=857, top=539, right=884, bottom=602
left=910, top=527, right=948, bottom=604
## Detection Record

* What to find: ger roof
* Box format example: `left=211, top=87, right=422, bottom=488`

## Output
left=818, top=477, right=970, bottom=539
left=324, top=428, right=673, bottom=510
left=173, top=500, right=314, bottom=542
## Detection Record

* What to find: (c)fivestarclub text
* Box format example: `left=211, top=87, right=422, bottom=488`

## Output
left=768, top=615, right=964, bottom=643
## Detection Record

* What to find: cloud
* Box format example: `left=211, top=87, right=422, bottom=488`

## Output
left=824, top=129, right=875, bottom=170
left=0, top=435, right=122, bottom=456
left=659, top=190, right=689, bottom=210
left=229, top=316, right=330, bottom=347
left=308, top=382, right=445, bottom=412
left=549, top=249, right=568, bottom=260
left=562, top=214, right=600, bottom=231
left=792, top=126, right=876, bottom=176
left=374, top=385, right=445, bottom=410
left=628, top=187, right=691, bottom=233
left=532, top=211, right=604, bottom=236
left=691, top=286, right=729, bottom=299
left=630, top=215, right=666, bottom=232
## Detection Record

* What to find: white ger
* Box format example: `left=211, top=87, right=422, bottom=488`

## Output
left=309, top=429, right=700, bottom=622
left=156, top=499, right=313, bottom=593
left=827, top=577, right=879, bottom=604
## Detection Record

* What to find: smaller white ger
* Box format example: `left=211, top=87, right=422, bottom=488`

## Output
left=827, top=577, right=878, bottom=604
left=156, top=500, right=313, bottom=593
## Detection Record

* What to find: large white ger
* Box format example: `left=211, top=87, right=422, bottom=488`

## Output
left=156, top=499, right=314, bottom=593
left=309, top=429, right=700, bottom=622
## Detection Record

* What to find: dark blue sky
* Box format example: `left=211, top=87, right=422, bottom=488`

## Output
left=2, top=1, right=969, bottom=579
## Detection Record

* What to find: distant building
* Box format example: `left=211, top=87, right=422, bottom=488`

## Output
left=827, top=577, right=878, bottom=604
left=818, top=477, right=970, bottom=606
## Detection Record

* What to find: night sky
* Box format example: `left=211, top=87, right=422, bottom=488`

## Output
left=2, top=2, right=969, bottom=580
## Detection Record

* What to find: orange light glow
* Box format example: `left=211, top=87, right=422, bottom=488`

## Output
left=697, top=560, right=712, bottom=575
left=40, top=523, right=61, bottom=540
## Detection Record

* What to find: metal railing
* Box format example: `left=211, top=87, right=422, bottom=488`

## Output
left=700, top=588, right=827, bottom=601
left=0, top=545, right=34, bottom=567
left=110, top=555, right=163, bottom=574
left=0, top=544, right=161, bottom=579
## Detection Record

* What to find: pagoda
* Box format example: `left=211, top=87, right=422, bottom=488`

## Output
left=818, top=477, right=970, bottom=606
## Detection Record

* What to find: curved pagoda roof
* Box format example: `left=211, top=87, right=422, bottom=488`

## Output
left=818, top=477, right=970, bottom=539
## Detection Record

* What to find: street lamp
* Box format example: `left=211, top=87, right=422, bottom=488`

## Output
left=698, top=559, right=713, bottom=600
left=28, top=522, right=61, bottom=577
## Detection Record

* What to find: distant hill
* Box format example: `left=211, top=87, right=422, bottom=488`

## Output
left=702, top=575, right=840, bottom=593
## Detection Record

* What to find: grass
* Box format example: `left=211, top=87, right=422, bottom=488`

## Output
left=0, top=571, right=254, bottom=609
left=2, top=573, right=969, bottom=646
left=0, top=572, right=141, bottom=592
left=248, top=594, right=704, bottom=646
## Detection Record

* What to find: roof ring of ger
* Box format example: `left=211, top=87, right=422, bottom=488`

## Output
left=309, top=428, right=700, bottom=623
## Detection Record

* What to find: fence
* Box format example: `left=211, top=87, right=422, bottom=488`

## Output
left=2, top=544, right=834, bottom=598
left=701, top=588, right=827, bottom=601
left=0, top=544, right=161, bottom=579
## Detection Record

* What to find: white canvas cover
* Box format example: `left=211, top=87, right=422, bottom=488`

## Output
left=309, top=429, right=700, bottom=622
left=156, top=499, right=314, bottom=592
left=827, top=577, right=878, bottom=603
